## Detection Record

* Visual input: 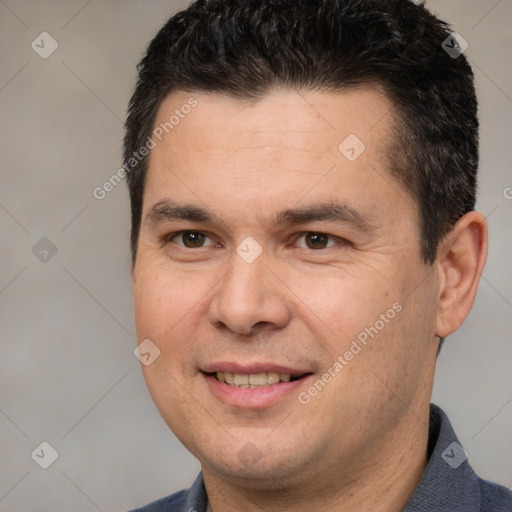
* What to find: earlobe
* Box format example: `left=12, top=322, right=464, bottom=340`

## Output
left=435, top=211, right=488, bottom=338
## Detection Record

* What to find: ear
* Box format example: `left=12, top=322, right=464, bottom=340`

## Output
left=435, top=211, right=488, bottom=338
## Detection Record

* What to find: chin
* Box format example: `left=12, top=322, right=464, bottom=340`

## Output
left=204, top=452, right=309, bottom=488
left=188, top=428, right=321, bottom=488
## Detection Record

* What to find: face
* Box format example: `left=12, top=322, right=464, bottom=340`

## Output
left=131, top=89, right=440, bottom=488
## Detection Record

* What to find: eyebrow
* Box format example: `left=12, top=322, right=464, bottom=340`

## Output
left=145, top=199, right=377, bottom=234
left=146, top=200, right=212, bottom=224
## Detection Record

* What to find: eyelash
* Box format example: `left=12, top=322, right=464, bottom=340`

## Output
left=165, top=231, right=347, bottom=250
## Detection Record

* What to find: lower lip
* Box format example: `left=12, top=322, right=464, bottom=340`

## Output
left=203, top=373, right=310, bottom=408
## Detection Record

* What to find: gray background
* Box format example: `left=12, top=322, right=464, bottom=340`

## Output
left=0, top=1, right=510, bottom=510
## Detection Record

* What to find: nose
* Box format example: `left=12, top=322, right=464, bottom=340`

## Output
left=208, top=251, right=290, bottom=336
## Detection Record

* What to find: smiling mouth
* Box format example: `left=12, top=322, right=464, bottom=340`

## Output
left=210, top=371, right=308, bottom=388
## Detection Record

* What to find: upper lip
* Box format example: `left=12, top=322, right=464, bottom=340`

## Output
left=202, top=362, right=311, bottom=375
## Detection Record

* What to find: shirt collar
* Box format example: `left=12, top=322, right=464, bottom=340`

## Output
left=403, top=403, right=481, bottom=511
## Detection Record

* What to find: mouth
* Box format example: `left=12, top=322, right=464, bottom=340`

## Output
left=208, top=371, right=307, bottom=388
left=201, top=363, right=314, bottom=408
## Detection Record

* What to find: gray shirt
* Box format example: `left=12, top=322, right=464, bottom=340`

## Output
left=129, top=404, right=512, bottom=511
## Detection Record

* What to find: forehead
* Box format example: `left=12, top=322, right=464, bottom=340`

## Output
left=152, top=87, right=393, bottom=157
left=143, top=88, right=413, bottom=226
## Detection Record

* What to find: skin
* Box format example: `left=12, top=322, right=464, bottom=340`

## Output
left=131, top=89, right=487, bottom=512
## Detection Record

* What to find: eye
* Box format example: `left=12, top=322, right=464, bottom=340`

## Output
left=294, top=232, right=337, bottom=250
left=168, top=231, right=215, bottom=248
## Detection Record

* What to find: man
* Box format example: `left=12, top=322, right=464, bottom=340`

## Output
left=125, top=0, right=512, bottom=510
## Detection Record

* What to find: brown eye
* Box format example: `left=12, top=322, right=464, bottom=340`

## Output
left=304, top=233, right=330, bottom=249
left=179, top=231, right=207, bottom=248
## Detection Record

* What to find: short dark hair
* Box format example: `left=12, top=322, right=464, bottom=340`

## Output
left=124, top=0, right=478, bottom=264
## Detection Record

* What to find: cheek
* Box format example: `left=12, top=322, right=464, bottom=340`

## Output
left=284, top=266, right=400, bottom=346
left=133, top=261, right=203, bottom=335
left=286, top=262, right=428, bottom=407
left=133, top=271, right=189, bottom=381
left=133, top=266, right=204, bottom=418
left=132, top=260, right=218, bottom=379
left=133, top=272, right=171, bottom=338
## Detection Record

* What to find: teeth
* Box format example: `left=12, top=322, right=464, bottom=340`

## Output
left=267, top=372, right=280, bottom=384
left=233, top=374, right=249, bottom=386
left=214, top=371, right=296, bottom=387
left=248, top=373, right=267, bottom=386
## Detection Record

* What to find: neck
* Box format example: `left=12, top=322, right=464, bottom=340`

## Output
left=203, top=405, right=430, bottom=512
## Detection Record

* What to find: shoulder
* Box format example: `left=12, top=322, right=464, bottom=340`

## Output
left=479, top=478, right=512, bottom=512
left=127, top=489, right=187, bottom=512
